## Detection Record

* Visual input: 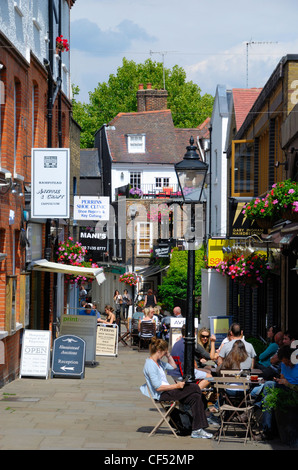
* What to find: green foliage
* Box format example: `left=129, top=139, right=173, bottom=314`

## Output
left=157, top=247, right=205, bottom=312
left=262, top=386, right=298, bottom=413
left=72, top=58, right=214, bottom=148
left=246, top=337, right=267, bottom=356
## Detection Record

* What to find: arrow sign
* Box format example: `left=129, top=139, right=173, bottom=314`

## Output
left=51, top=335, right=86, bottom=379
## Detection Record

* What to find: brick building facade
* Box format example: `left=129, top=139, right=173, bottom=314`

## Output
left=0, top=0, right=77, bottom=387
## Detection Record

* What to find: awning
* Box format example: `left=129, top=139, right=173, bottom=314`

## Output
left=136, top=264, right=169, bottom=278
left=264, top=222, right=298, bottom=247
left=31, top=259, right=106, bottom=286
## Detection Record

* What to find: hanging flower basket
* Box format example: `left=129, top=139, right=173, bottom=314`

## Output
left=213, top=252, right=271, bottom=288
left=55, top=237, right=99, bottom=286
left=255, top=217, right=275, bottom=229
left=281, top=207, right=298, bottom=223
left=119, top=272, right=138, bottom=286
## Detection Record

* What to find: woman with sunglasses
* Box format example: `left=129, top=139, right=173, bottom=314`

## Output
left=195, top=328, right=218, bottom=367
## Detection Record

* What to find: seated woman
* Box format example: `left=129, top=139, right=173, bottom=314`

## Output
left=140, top=337, right=213, bottom=439
left=138, top=307, right=156, bottom=337
left=195, top=328, right=218, bottom=368
left=97, top=305, right=116, bottom=325
left=217, top=340, right=250, bottom=398
left=217, top=339, right=250, bottom=372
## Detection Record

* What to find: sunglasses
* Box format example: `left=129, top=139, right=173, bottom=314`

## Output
left=201, top=335, right=210, bottom=339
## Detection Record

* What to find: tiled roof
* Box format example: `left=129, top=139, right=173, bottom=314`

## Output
left=232, top=88, right=262, bottom=131
left=106, top=110, right=205, bottom=164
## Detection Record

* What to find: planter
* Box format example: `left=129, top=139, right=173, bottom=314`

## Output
left=256, top=217, right=274, bottom=229
left=281, top=209, right=298, bottom=223
left=275, top=407, right=298, bottom=448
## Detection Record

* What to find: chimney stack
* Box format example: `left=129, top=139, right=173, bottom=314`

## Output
left=137, top=83, right=168, bottom=112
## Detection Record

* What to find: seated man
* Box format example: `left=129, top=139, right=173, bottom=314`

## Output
left=79, top=303, right=97, bottom=316
left=217, top=322, right=256, bottom=369
left=169, top=325, right=213, bottom=390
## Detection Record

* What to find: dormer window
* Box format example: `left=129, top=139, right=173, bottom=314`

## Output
left=127, top=134, right=145, bottom=153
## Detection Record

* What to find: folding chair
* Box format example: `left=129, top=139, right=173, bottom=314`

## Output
left=146, top=386, right=179, bottom=438
left=172, top=356, right=184, bottom=378
left=138, top=322, right=156, bottom=351
left=212, top=376, right=254, bottom=444
left=118, top=319, right=130, bottom=346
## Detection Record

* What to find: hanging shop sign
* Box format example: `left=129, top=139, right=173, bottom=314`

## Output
left=20, top=330, right=51, bottom=379
left=79, top=226, right=108, bottom=263
left=73, top=196, right=109, bottom=221
left=31, top=148, right=70, bottom=219
left=229, top=199, right=264, bottom=238
left=153, top=243, right=171, bottom=258
left=51, top=335, right=86, bottom=379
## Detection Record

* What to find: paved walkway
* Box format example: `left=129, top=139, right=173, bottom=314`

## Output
left=0, top=343, right=291, bottom=451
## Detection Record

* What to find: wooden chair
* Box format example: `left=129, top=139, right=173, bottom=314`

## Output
left=138, top=321, right=156, bottom=351
left=130, top=318, right=140, bottom=347
left=212, top=376, right=254, bottom=444
left=146, top=386, right=179, bottom=438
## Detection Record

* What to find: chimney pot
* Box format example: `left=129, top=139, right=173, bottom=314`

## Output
left=138, top=83, right=144, bottom=90
left=147, top=83, right=152, bottom=89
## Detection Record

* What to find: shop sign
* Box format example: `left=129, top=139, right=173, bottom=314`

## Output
left=74, top=196, right=109, bottom=221
left=20, top=330, right=51, bottom=379
left=31, top=148, right=70, bottom=218
left=51, top=335, right=86, bottom=379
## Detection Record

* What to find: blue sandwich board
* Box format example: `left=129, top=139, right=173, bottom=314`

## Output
left=51, top=335, right=86, bottom=379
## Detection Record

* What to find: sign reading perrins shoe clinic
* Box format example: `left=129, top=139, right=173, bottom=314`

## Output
left=31, top=148, right=70, bottom=218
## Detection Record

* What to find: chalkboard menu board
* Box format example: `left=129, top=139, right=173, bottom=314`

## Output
left=20, top=330, right=51, bottom=379
left=51, top=335, right=86, bottom=379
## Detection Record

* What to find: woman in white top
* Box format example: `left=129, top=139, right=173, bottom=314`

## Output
left=138, top=307, right=156, bottom=337
left=140, top=338, right=212, bottom=439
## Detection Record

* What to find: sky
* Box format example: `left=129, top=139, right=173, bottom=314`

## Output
left=70, top=0, right=298, bottom=103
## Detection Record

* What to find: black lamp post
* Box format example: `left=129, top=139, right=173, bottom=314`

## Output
left=175, top=136, right=208, bottom=382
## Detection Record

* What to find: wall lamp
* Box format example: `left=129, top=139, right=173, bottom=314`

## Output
left=11, top=182, right=24, bottom=197
left=274, top=159, right=288, bottom=171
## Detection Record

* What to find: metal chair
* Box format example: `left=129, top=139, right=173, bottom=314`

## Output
left=146, top=386, right=179, bottom=438
left=212, top=376, right=254, bottom=444
left=138, top=321, right=156, bottom=351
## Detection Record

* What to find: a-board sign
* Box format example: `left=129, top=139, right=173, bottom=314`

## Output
left=96, top=324, right=118, bottom=357
left=20, top=330, right=51, bottom=379
left=209, top=315, right=233, bottom=348
left=51, top=335, right=86, bottom=379
left=169, top=317, right=199, bottom=349
left=60, top=314, right=97, bottom=363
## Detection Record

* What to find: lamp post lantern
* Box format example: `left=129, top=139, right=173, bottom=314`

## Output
left=175, top=136, right=208, bottom=382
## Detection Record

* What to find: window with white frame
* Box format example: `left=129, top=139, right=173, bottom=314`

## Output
left=127, top=134, right=145, bottom=153
left=137, top=222, right=152, bottom=255
left=155, top=177, right=170, bottom=188
left=130, top=171, right=141, bottom=188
